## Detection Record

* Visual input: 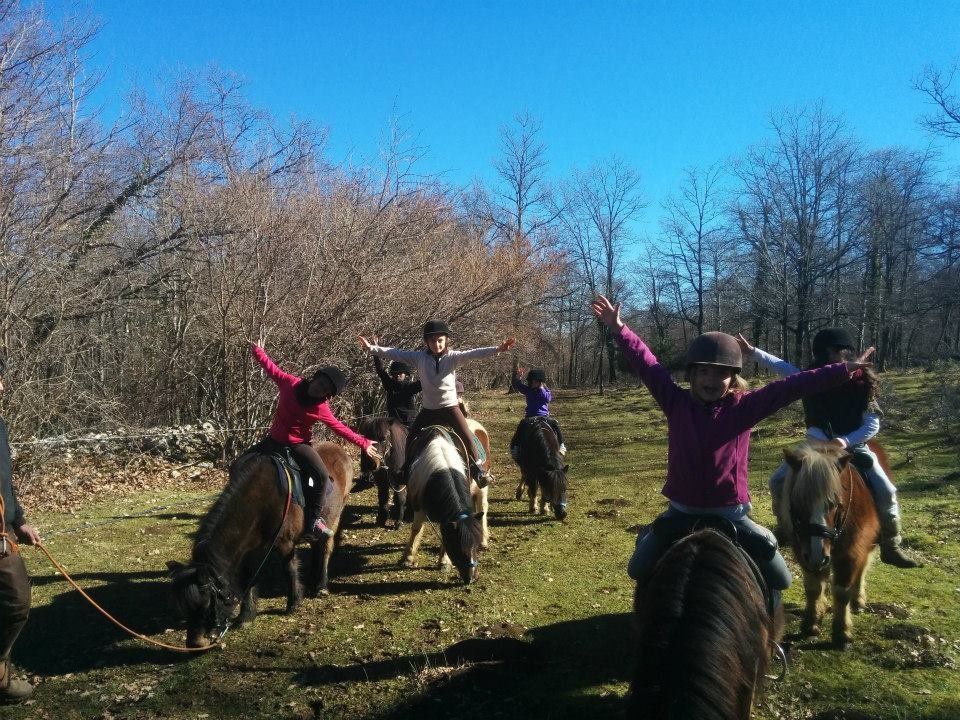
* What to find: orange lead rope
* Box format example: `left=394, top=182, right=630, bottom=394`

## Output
left=31, top=542, right=216, bottom=653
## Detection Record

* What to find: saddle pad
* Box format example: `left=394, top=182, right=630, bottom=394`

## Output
left=267, top=454, right=306, bottom=508
left=427, top=426, right=486, bottom=466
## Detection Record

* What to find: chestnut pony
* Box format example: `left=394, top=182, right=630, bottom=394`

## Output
left=630, top=529, right=783, bottom=719
left=781, top=441, right=881, bottom=650
left=169, top=442, right=352, bottom=648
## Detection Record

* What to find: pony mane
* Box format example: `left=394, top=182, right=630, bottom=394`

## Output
left=782, top=443, right=844, bottom=537
left=193, top=458, right=262, bottom=565
left=630, top=530, right=770, bottom=719
left=387, top=420, right=408, bottom=468
left=409, top=430, right=470, bottom=519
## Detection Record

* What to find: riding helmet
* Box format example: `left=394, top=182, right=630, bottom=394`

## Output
left=812, top=327, right=855, bottom=362
left=389, top=361, right=412, bottom=376
left=685, top=332, right=743, bottom=372
left=526, top=368, right=547, bottom=384
left=312, top=366, right=348, bottom=395
left=423, top=319, right=452, bottom=338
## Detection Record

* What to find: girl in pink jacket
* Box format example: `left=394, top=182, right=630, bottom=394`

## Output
left=251, top=345, right=380, bottom=539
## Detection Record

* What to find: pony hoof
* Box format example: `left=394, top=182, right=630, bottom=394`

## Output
left=285, top=599, right=301, bottom=614
left=802, top=624, right=820, bottom=637
left=401, top=558, right=417, bottom=568
left=515, top=489, right=524, bottom=501
left=480, top=543, right=489, bottom=551
left=832, top=638, right=852, bottom=651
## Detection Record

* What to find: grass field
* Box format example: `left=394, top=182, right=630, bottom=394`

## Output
left=9, top=369, right=960, bottom=719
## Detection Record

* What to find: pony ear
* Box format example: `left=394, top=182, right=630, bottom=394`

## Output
left=473, top=512, right=484, bottom=521
left=782, top=447, right=803, bottom=470
left=562, top=464, right=570, bottom=473
left=167, top=561, right=195, bottom=581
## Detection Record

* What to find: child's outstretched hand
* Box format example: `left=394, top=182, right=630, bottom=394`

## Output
left=591, top=295, right=623, bottom=329
left=734, top=333, right=755, bottom=355
left=845, top=359, right=873, bottom=373
left=357, top=336, right=374, bottom=352
left=857, top=346, right=876, bottom=364
left=497, top=337, right=517, bottom=353
left=516, top=366, right=525, bottom=378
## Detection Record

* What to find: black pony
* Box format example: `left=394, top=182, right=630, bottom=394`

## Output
left=514, top=417, right=569, bottom=520
left=629, top=529, right=783, bottom=719
left=356, top=415, right=408, bottom=527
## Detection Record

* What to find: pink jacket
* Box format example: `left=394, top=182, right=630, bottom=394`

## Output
left=252, top=345, right=371, bottom=450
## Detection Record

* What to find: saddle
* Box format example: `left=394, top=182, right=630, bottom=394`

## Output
left=651, top=513, right=777, bottom=615
left=410, top=426, right=487, bottom=469
left=233, top=444, right=306, bottom=509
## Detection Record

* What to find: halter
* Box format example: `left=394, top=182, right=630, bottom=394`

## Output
left=799, top=463, right=852, bottom=542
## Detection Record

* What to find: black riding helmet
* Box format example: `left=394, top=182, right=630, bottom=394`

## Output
left=526, top=368, right=547, bottom=384
left=389, top=360, right=412, bottom=376
left=312, top=366, right=347, bottom=396
left=812, top=327, right=854, bottom=363
left=423, top=319, right=452, bottom=338
left=685, top=332, right=743, bottom=372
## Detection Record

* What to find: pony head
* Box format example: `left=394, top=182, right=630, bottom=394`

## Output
left=782, top=443, right=851, bottom=573
left=168, top=559, right=238, bottom=648
left=439, top=511, right=484, bottom=583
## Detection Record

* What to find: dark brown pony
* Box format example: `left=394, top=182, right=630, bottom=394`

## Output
left=513, top=417, right=569, bottom=520
left=781, top=441, right=881, bottom=650
left=168, top=442, right=352, bottom=647
left=630, top=529, right=783, bottom=719
left=356, top=415, right=408, bottom=527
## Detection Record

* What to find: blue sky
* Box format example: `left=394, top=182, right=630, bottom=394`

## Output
left=46, top=1, right=960, bottom=238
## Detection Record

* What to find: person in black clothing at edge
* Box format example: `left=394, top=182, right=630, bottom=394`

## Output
left=0, top=356, right=42, bottom=703
left=372, top=353, right=422, bottom=427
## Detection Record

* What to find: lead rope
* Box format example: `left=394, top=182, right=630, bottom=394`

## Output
left=31, top=542, right=213, bottom=653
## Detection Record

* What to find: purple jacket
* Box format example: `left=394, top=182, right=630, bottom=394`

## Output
left=512, top=377, right=552, bottom=417
left=615, top=325, right=850, bottom=508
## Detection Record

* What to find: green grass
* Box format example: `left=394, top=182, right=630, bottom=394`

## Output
left=11, top=372, right=960, bottom=719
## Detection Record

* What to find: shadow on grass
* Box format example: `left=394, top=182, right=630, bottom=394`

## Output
left=13, top=571, right=190, bottom=675
left=296, top=612, right=634, bottom=719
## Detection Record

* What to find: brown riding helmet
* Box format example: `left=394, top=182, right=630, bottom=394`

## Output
left=685, top=332, right=743, bottom=372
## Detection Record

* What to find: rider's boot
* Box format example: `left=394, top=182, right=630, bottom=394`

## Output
left=878, top=515, right=920, bottom=568
left=471, top=460, right=492, bottom=488
left=0, top=661, right=32, bottom=703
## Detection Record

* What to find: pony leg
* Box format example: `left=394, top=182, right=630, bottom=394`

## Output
left=237, top=585, right=259, bottom=625
left=800, top=569, right=828, bottom=637
left=402, top=512, right=427, bottom=567
left=831, top=580, right=855, bottom=650
left=283, top=547, right=303, bottom=613
left=375, top=472, right=391, bottom=527
left=306, top=535, right=334, bottom=597
left=473, top=485, right=489, bottom=549
left=851, top=562, right=870, bottom=613
left=528, top=479, right=538, bottom=515
left=515, top=477, right=525, bottom=501
left=392, top=486, right=408, bottom=529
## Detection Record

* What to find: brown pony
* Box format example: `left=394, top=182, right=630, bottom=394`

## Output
left=356, top=415, right=408, bottom=527
left=630, top=529, right=783, bottom=719
left=168, top=442, right=352, bottom=647
left=781, top=441, right=881, bottom=650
